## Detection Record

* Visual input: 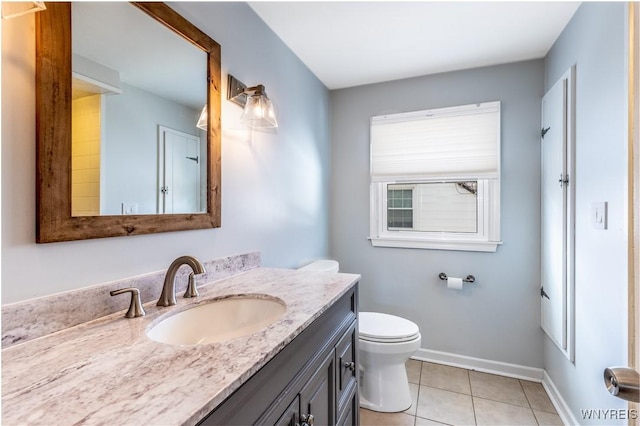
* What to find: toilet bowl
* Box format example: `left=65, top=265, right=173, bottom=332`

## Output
left=358, top=312, right=421, bottom=412
left=297, top=260, right=421, bottom=413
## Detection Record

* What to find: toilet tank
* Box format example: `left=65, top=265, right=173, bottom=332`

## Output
left=298, top=260, right=339, bottom=273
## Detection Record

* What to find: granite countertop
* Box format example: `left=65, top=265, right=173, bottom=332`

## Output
left=1, top=267, right=360, bottom=426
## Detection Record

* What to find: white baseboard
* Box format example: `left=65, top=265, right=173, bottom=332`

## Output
left=542, top=370, right=579, bottom=426
left=411, top=349, right=576, bottom=426
left=412, top=348, right=545, bottom=382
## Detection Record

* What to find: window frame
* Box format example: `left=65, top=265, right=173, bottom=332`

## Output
left=368, top=102, right=502, bottom=252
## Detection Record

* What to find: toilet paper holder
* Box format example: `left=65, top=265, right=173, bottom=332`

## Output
left=438, top=273, right=475, bottom=283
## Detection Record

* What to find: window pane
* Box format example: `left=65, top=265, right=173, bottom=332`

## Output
left=387, top=187, right=414, bottom=229
left=388, top=209, right=413, bottom=229
left=387, top=182, right=477, bottom=233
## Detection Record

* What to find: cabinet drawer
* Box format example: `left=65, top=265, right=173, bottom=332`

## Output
left=335, top=321, right=358, bottom=414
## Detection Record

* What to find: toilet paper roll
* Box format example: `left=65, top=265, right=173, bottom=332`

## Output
left=447, top=277, right=463, bottom=290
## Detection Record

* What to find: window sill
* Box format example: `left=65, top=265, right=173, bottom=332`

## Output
left=368, top=236, right=502, bottom=252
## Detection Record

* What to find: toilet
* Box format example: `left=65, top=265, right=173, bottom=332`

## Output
left=297, top=259, right=340, bottom=273
left=297, top=260, right=421, bottom=413
left=358, top=312, right=421, bottom=412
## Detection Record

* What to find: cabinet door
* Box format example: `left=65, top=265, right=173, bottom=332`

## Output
left=335, top=322, right=358, bottom=414
left=541, top=66, right=575, bottom=362
left=300, top=349, right=335, bottom=426
left=275, top=396, right=300, bottom=426
left=336, top=386, right=358, bottom=426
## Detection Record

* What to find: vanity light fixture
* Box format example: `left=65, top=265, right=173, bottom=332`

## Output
left=196, top=105, right=208, bottom=131
left=1, top=1, right=46, bottom=19
left=227, top=74, right=278, bottom=129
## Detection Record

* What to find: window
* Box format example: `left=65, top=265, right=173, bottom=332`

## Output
left=387, top=186, right=414, bottom=229
left=369, top=102, right=502, bottom=252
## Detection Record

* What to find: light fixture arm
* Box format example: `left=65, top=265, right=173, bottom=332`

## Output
left=245, top=85, right=266, bottom=96
left=227, top=76, right=269, bottom=107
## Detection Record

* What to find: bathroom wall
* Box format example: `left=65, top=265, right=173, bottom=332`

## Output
left=330, top=60, right=545, bottom=368
left=1, top=2, right=330, bottom=303
left=543, top=3, right=629, bottom=424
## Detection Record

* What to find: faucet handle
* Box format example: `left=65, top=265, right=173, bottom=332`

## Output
left=184, top=273, right=199, bottom=298
left=110, top=287, right=146, bottom=318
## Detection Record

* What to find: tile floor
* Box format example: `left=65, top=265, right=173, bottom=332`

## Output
left=360, top=360, right=564, bottom=426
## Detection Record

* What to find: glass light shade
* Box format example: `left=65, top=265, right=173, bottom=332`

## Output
left=196, top=105, right=207, bottom=130
left=240, top=93, right=278, bottom=129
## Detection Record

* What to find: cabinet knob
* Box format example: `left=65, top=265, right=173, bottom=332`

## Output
left=343, top=361, right=356, bottom=372
left=301, top=413, right=314, bottom=426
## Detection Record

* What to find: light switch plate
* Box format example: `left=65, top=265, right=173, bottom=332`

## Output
left=591, top=202, right=607, bottom=230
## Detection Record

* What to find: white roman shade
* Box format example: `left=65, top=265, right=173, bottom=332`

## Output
left=370, top=101, right=500, bottom=182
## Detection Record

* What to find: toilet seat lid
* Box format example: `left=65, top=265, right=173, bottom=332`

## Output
left=359, top=312, right=420, bottom=343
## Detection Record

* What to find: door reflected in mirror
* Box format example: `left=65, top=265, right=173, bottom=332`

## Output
left=71, top=2, right=207, bottom=217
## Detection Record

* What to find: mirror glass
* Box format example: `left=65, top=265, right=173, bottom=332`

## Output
left=71, top=2, right=207, bottom=216
left=387, top=182, right=478, bottom=233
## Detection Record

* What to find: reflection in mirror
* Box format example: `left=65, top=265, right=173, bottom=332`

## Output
left=387, top=182, right=478, bottom=233
left=71, top=2, right=207, bottom=216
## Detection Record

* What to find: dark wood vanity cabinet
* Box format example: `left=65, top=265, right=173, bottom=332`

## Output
left=198, top=284, right=359, bottom=426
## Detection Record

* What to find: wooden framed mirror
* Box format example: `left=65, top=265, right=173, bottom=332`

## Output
left=35, top=2, right=221, bottom=243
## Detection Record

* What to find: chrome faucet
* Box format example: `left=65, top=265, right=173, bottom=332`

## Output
left=157, top=256, right=206, bottom=307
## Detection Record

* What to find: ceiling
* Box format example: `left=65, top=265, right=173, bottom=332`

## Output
left=249, top=2, right=581, bottom=90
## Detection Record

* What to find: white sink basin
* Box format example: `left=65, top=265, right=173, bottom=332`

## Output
left=147, top=296, right=287, bottom=345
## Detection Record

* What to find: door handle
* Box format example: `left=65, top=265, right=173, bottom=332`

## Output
left=603, top=367, right=639, bottom=402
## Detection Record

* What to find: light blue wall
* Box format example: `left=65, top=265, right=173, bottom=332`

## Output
left=330, top=60, right=545, bottom=368
left=1, top=2, right=330, bottom=303
left=544, top=3, right=629, bottom=423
